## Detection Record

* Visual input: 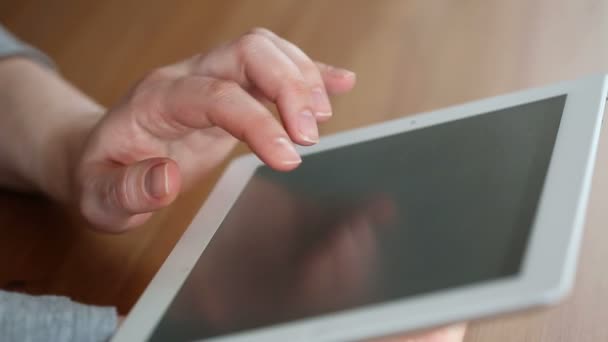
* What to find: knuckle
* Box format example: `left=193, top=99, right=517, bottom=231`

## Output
left=299, top=61, right=323, bottom=82
left=205, top=79, right=240, bottom=102
left=170, top=76, right=198, bottom=95
left=141, top=67, right=174, bottom=86
left=78, top=176, right=123, bottom=228
left=242, top=114, right=277, bottom=141
left=189, top=52, right=207, bottom=67
left=109, top=171, right=137, bottom=214
left=112, top=176, right=129, bottom=210
left=235, top=33, right=269, bottom=55
left=287, top=78, right=310, bottom=96
left=129, top=68, right=173, bottom=108
left=247, top=27, right=273, bottom=37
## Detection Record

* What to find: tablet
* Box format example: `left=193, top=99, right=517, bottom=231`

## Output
left=114, top=74, right=608, bottom=342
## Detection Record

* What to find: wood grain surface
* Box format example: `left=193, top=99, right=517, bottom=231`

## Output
left=1, top=1, right=607, bottom=341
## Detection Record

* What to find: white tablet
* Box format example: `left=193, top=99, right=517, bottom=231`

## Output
left=114, top=74, right=608, bottom=342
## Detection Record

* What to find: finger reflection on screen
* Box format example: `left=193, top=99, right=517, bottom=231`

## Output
left=174, top=177, right=397, bottom=334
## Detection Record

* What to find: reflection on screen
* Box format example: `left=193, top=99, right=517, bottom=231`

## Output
left=149, top=96, right=566, bottom=341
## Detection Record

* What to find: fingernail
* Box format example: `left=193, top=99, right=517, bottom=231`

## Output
left=327, top=66, right=356, bottom=79
left=145, top=162, right=169, bottom=199
left=311, top=87, right=332, bottom=118
left=298, top=110, right=319, bottom=144
left=274, top=137, right=302, bottom=165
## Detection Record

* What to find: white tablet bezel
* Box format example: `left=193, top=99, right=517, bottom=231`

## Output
left=113, top=74, right=608, bottom=342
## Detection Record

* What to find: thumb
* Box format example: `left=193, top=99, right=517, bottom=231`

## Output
left=80, top=157, right=181, bottom=232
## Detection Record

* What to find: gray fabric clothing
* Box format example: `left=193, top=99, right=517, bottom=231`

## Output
left=0, top=290, right=117, bottom=342
left=0, top=24, right=55, bottom=68
left=0, top=25, right=118, bottom=342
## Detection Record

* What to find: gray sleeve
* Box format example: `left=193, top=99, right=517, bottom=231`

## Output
left=0, top=290, right=118, bottom=342
left=0, top=24, right=55, bottom=68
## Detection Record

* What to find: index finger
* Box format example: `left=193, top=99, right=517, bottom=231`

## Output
left=194, top=33, right=320, bottom=146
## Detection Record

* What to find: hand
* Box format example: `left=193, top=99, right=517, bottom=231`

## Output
left=0, top=28, right=464, bottom=342
left=56, top=27, right=464, bottom=341
left=73, top=28, right=356, bottom=231
left=165, top=178, right=465, bottom=342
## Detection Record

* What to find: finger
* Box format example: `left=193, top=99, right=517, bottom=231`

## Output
left=363, top=194, right=398, bottom=226
left=194, top=32, right=320, bottom=146
left=332, top=217, right=377, bottom=293
left=316, top=61, right=357, bottom=95
left=250, top=28, right=333, bottom=121
left=79, top=157, right=181, bottom=231
left=294, top=214, right=378, bottom=313
left=159, top=75, right=302, bottom=170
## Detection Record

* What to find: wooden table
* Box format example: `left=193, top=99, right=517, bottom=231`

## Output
left=1, top=1, right=607, bottom=340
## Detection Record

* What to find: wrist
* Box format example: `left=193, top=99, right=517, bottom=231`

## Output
left=36, top=112, right=103, bottom=203
left=0, top=57, right=104, bottom=202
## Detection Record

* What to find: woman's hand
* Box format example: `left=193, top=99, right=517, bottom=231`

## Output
left=75, top=28, right=466, bottom=341
left=0, top=27, right=465, bottom=342
left=74, top=28, right=356, bottom=231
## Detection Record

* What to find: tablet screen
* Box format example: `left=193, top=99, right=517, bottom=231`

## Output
left=150, top=95, right=566, bottom=341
